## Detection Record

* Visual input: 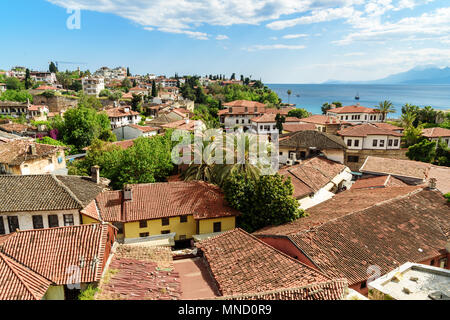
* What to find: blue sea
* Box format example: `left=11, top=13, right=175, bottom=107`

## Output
left=268, top=84, right=450, bottom=117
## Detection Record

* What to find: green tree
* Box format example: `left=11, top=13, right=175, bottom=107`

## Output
left=434, top=139, right=450, bottom=167
left=401, top=111, right=416, bottom=129
left=0, top=90, right=33, bottom=103
left=288, top=108, right=309, bottom=119
left=54, top=106, right=112, bottom=152
left=49, top=62, right=58, bottom=73
left=321, top=102, right=332, bottom=115
left=403, top=124, right=424, bottom=147
left=406, top=139, right=436, bottom=163
left=151, top=80, right=158, bottom=97
left=5, top=77, right=23, bottom=90
left=223, top=172, right=304, bottom=233
left=275, top=114, right=286, bottom=134
left=24, top=69, right=32, bottom=89
left=376, top=100, right=395, bottom=122
left=121, top=78, right=132, bottom=91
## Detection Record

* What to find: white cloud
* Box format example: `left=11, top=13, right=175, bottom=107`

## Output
left=335, top=7, right=450, bottom=45
left=244, top=44, right=306, bottom=51
left=282, top=34, right=308, bottom=39
left=153, top=27, right=209, bottom=40
left=216, top=35, right=229, bottom=40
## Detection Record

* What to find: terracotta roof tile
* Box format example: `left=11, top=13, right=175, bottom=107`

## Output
left=287, top=189, right=450, bottom=285
left=254, top=186, right=421, bottom=236
left=104, top=107, right=140, bottom=118
left=351, top=175, right=407, bottom=190
left=360, top=156, right=431, bottom=180
left=0, top=252, right=51, bottom=300
left=299, top=115, right=342, bottom=125
left=283, top=123, right=317, bottom=133
left=0, top=224, right=113, bottom=286
left=279, top=130, right=347, bottom=150
left=328, top=105, right=380, bottom=114
left=128, top=124, right=158, bottom=133
left=96, top=182, right=239, bottom=223
left=0, top=141, right=63, bottom=166
left=279, top=157, right=347, bottom=199
left=223, top=100, right=266, bottom=108
left=196, top=229, right=340, bottom=297
left=422, top=127, right=450, bottom=138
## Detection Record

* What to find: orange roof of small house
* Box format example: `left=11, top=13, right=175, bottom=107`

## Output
left=338, top=123, right=403, bottom=137
left=351, top=175, right=408, bottom=190
left=283, top=123, right=317, bottom=133
left=422, top=127, right=450, bottom=138
left=94, top=181, right=240, bottom=223
left=223, top=100, right=266, bottom=108
left=328, top=105, right=380, bottom=114
left=299, top=115, right=343, bottom=125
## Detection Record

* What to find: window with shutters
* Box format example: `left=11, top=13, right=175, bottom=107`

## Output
left=63, top=214, right=74, bottom=226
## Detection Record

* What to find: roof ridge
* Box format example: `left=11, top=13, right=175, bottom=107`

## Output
left=0, top=251, right=44, bottom=300
left=205, top=228, right=332, bottom=280
left=52, top=175, right=85, bottom=209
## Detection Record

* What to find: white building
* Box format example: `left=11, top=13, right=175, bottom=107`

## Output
left=279, top=157, right=353, bottom=210
left=30, top=71, right=57, bottom=84
left=250, top=114, right=302, bottom=135
left=82, top=76, right=105, bottom=96
left=94, top=66, right=127, bottom=81
left=338, top=123, right=403, bottom=150
left=422, top=127, right=450, bottom=148
left=113, top=124, right=158, bottom=141
left=327, top=104, right=383, bottom=124
left=104, top=106, right=142, bottom=129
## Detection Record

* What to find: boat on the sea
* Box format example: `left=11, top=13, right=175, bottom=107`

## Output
left=296, top=94, right=300, bottom=97
left=355, top=92, right=360, bottom=100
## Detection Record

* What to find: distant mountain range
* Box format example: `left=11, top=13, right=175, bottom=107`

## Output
left=324, top=66, right=450, bottom=85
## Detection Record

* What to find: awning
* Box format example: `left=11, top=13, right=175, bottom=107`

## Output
left=193, top=232, right=224, bottom=242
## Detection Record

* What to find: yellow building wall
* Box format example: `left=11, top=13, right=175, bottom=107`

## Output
left=123, top=215, right=236, bottom=240
left=124, top=215, right=197, bottom=241
left=198, top=216, right=236, bottom=234
left=42, top=285, right=65, bottom=300
left=81, top=214, right=100, bottom=225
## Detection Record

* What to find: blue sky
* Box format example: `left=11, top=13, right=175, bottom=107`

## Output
left=0, top=0, right=449, bottom=83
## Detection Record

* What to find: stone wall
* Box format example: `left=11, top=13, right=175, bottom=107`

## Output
left=32, top=95, right=78, bottom=113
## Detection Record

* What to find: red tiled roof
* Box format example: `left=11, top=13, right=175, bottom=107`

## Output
left=299, top=115, right=342, bottom=125
left=0, top=224, right=113, bottom=286
left=128, top=124, right=158, bottom=133
left=196, top=229, right=346, bottom=298
left=0, top=140, right=63, bottom=166
left=104, top=107, right=140, bottom=118
left=283, top=123, right=317, bottom=133
left=372, top=122, right=404, bottom=131
left=161, top=120, right=202, bottom=131
left=351, top=175, right=407, bottom=190
left=338, top=124, right=403, bottom=137
left=287, top=189, right=450, bottom=285
left=360, top=156, right=431, bottom=180
left=328, top=105, right=380, bottom=114
left=27, top=105, right=47, bottom=112
left=254, top=186, right=421, bottom=236
left=0, top=252, right=51, bottom=300
left=35, top=85, right=59, bottom=91
left=223, top=100, right=266, bottom=109
left=422, top=127, right=450, bottom=138
left=95, top=182, right=240, bottom=223
left=279, top=157, right=347, bottom=199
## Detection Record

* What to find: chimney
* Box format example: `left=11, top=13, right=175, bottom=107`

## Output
left=123, top=184, right=133, bottom=201
left=428, top=178, right=437, bottom=190
left=91, top=166, right=100, bottom=184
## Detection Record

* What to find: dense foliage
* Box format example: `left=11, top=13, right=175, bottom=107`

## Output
left=223, top=172, right=304, bottom=233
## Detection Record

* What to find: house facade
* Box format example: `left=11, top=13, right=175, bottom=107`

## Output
left=422, top=127, right=450, bottom=148
left=104, top=106, right=141, bottom=129
left=250, top=114, right=301, bottom=135
left=82, top=76, right=105, bottom=96
left=81, top=181, right=239, bottom=245
left=0, top=174, right=107, bottom=235
left=327, top=104, right=383, bottom=124
left=278, top=130, right=348, bottom=165
left=0, top=140, right=66, bottom=175
left=113, top=124, right=158, bottom=141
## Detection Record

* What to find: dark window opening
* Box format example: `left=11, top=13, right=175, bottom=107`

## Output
left=347, top=156, right=359, bottom=163
left=430, top=259, right=435, bottom=266
left=360, top=281, right=367, bottom=289
left=7, top=216, right=19, bottom=233
left=48, top=215, right=59, bottom=228
left=139, top=220, right=147, bottom=228
left=32, top=215, right=44, bottom=229
left=180, top=215, right=188, bottom=223
left=162, top=218, right=170, bottom=226
left=213, top=222, right=222, bottom=233
left=354, top=140, right=360, bottom=147
left=140, top=232, right=149, bottom=238
left=0, top=217, right=5, bottom=235
left=372, top=140, right=378, bottom=147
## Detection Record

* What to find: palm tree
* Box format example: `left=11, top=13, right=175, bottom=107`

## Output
left=376, top=100, right=395, bottom=122
left=401, top=111, right=416, bottom=129
left=287, top=90, right=292, bottom=104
